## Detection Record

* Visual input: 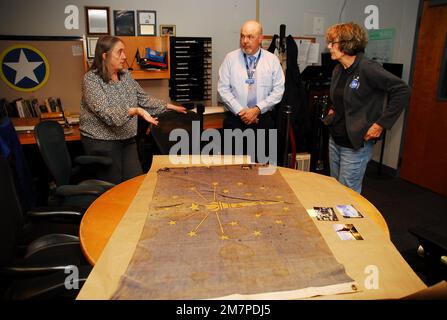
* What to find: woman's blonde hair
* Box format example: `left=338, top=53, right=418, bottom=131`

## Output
left=326, top=22, right=368, bottom=56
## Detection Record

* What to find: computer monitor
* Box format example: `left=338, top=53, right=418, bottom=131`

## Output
left=301, top=65, right=332, bottom=82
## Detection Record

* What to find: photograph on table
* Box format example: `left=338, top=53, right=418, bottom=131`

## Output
left=336, top=204, right=364, bottom=218
left=333, top=224, right=364, bottom=240
left=314, top=206, right=338, bottom=221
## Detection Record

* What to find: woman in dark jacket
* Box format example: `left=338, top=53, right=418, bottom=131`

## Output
left=323, top=22, right=410, bottom=193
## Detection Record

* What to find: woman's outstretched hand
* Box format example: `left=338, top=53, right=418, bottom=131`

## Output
left=140, top=108, right=159, bottom=126
left=129, top=107, right=159, bottom=126
left=167, top=103, right=187, bottom=114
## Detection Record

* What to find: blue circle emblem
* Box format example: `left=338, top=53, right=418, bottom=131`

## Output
left=0, top=45, right=50, bottom=92
left=349, top=77, right=360, bottom=90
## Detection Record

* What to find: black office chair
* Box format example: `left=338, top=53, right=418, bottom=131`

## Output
left=0, top=156, right=91, bottom=300
left=0, top=117, right=36, bottom=212
left=136, top=117, right=156, bottom=173
left=1, top=117, right=82, bottom=240
left=150, top=110, right=202, bottom=155
left=409, top=225, right=447, bottom=286
left=34, top=121, right=115, bottom=209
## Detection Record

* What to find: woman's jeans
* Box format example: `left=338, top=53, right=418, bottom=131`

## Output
left=328, top=136, right=375, bottom=194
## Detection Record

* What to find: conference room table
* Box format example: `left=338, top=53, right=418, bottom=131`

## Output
left=77, top=156, right=426, bottom=300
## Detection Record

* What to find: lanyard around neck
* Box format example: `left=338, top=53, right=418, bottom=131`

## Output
left=243, top=50, right=262, bottom=79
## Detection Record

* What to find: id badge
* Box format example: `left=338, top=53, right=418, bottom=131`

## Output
left=245, top=78, right=255, bottom=85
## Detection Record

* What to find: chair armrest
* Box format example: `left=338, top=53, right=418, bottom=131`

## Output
left=409, top=226, right=447, bottom=252
left=27, top=206, right=84, bottom=222
left=0, top=265, right=70, bottom=276
left=25, top=234, right=80, bottom=259
left=1, top=239, right=81, bottom=277
left=74, top=155, right=112, bottom=166
left=79, top=179, right=115, bottom=189
left=3, top=265, right=92, bottom=300
left=55, top=184, right=106, bottom=197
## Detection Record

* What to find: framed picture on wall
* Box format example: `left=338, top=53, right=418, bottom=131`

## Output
left=137, top=10, right=156, bottom=36
left=85, top=7, right=110, bottom=35
left=113, top=10, right=135, bottom=36
left=86, top=36, right=99, bottom=59
left=160, top=25, right=176, bottom=36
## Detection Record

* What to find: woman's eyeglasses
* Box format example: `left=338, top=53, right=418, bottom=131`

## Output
left=327, top=41, right=342, bottom=46
left=327, top=40, right=350, bottom=46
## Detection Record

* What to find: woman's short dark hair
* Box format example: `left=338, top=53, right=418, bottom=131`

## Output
left=326, top=22, right=368, bottom=56
left=90, top=36, right=124, bottom=82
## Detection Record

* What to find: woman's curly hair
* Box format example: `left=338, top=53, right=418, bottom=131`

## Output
left=326, top=22, right=368, bottom=56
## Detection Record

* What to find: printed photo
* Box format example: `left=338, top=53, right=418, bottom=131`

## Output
left=333, top=224, right=364, bottom=240
left=314, top=206, right=338, bottom=221
left=336, top=204, right=364, bottom=218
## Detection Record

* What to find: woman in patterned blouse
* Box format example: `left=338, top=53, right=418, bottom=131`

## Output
left=80, top=36, right=186, bottom=184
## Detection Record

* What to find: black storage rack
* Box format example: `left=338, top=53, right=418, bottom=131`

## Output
left=169, top=37, right=212, bottom=104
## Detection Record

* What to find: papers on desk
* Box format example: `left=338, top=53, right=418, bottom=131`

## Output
left=192, top=106, right=224, bottom=115
left=14, top=125, right=34, bottom=132
left=66, top=116, right=79, bottom=125
left=296, top=39, right=320, bottom=71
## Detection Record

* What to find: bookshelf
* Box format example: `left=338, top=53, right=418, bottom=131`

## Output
left=83, top=36, right=170, bottom=80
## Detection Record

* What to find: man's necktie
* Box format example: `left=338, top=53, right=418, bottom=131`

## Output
left=246, top=55, right=257, bottom=107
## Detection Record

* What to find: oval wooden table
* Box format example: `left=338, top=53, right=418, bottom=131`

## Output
left=80, top=170, right=390, bottom=266
left=80, top=175, right=144, bottom=266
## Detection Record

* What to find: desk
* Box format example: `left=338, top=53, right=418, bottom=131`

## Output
left=12, top=118, right=81, bottom=145
left=78, top=156, right=426, bottom=299
left=18, top=125, right=81, bottom=145
left=13, top=112, right=225, bottom=145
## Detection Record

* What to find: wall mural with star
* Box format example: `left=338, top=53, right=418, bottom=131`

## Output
left=0, top=45, right=49, bottom=92
left=0, top=38, right=84, bottom=114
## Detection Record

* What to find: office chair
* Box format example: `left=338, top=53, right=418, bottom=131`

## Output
left=409, top=226, right=447, bottom=286
left=0, top=117, right=36, bottom=212
left=0, top=156, right=91, bottom=300
left=34, top=121, right=115, bottom=209
left=150, top=110, right=202, bottom=155
left=136, top=117, right=156, bottom=173
left=1, top=117, right=81, bottom=239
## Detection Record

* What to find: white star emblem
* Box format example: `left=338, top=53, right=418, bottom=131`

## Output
left=4, top=49, right=43, bottom=85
